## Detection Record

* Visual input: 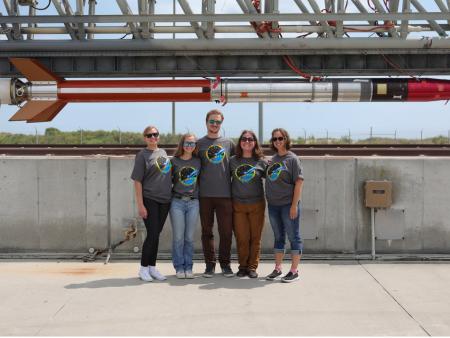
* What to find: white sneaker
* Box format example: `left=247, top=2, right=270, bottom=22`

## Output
left=185, top=270, right=194, bottom=279
left=139, top=266, right=153, bottom=282
left=149, top=266, right=167, bottom=281
left=176, top=271, right=186, bottom=279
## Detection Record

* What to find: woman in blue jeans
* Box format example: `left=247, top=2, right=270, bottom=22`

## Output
left=170, top=133, right=201, bottom=279
left=265, top=128, right=304, bottom=283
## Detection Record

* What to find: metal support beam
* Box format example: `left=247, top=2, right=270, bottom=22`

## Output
left=350, top=0, right=378, bottom=28
left=202, top=0, right=215, bottom=39
left=2, top=13, right=450, bottom=25
left=138, top=0, right=149, bottom=39
left=0, top=13, right=13, bottom=40
left=433, top=0, right=449, bottom=27
left=264, top=0, right=279, bottom=38
left=177, top=0, right=206, bottom=39
left=306, top=0, right=336, bottom=38
left=410, top=0, right=447, bottom=36
left=75, top=0, right=86, bottom=40
left=336, top=0, right=345, bottom=37
left=51, top=0, right=79, bottom=40
left=3, top=0, right=22, bottom=40
left=116, top=0, right=142, bottom=39
left=293, top=0, right=324, bottom=30
left=27, top=5, right=35, bottom=40
left=149, top=0, right=155, bottom=39
left=401, top=0, right=410, bottom=38
left=258, top=101, right=263, bottom=144
left=369, top=0, right=399, bottom=38
left=87, top=0, right=96, bottom=40
left=242, top=0, right=270, bottom=39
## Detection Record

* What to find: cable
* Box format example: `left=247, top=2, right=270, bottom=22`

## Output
left=31, top=0, right=51, bottom=11
left=282, top=55, right=322, bottom=81
left=380, top=53, right=417, bottom=79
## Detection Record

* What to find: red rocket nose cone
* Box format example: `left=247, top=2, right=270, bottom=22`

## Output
left=407, top=79, right=450, bottom=102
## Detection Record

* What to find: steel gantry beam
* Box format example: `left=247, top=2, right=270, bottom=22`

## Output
left=1, top=1, right=450, bottom=77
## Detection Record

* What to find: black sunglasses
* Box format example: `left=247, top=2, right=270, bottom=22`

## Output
left=271, top=136, right=285, bottom=142
left=145, top=132, right=159, bottom=138
left=241, top=137, right=255, bottom=143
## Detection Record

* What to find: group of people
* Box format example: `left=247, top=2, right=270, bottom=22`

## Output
left=131, top=109, right=304, bottom=283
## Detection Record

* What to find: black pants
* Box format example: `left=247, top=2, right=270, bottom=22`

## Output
left=141, top=198, right=171, bottom=267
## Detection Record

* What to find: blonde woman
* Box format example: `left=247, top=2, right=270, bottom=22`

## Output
left=170, top=133, right=201, bottom=279
left=131, top=126, right=172, bottom=282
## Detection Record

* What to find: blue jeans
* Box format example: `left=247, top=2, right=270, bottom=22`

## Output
left=268, top=203, right=303, bottom=255
left=169, top=198, right=199, bottom=272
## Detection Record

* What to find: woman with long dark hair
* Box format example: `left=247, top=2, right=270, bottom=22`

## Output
left=169, top=133, right=201, bottom=279
left=131, top=125, right=172, bottom=282
left=265, top=128, right=304, bottom=283
left=230, top=130, right=267, bottom=278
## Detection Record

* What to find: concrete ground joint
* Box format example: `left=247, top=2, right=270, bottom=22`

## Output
left=358, top=260, right=432, bottom=337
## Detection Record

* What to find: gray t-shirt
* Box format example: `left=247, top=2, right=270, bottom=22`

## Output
left=130, top=148, right=172, bottom=203
left=265, top=151, right=304, bottom=206
left=230, top=156, right=267, bottom=204
left=171, top=156, right=201, bottom=199
left=197, top=136, right=235, bottom=198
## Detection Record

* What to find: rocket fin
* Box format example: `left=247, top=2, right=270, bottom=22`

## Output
left=9, top=58, right=63, bottom=82
left=9, top=100, right=66, bottom=122
left=27, top=101, right=67, bottom=123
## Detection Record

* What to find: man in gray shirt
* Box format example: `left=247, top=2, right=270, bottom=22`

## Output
left=197, top=109, right=235, bottom=277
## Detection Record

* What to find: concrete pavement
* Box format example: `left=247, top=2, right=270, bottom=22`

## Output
left=1, top=260, right=449, bottom=336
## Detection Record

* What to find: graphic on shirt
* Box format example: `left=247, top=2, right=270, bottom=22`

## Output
left=155, top=156, right=172, bottom=174
left=179, top=166, right=199, bottom=186
left=267, top=161, right=287, bottom=181
left=234, top=164, right=257, bottom=183
left=206, top=144, right=226, bottom=164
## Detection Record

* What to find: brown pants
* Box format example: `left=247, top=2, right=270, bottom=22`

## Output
left=232, top=200, right=265, bottom=271
left=199, top=197, right=233, bottom=267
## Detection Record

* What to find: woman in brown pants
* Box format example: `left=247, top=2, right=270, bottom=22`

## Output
left=230, top=130, right=267, bottom=278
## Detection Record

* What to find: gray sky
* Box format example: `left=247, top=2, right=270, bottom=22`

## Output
left=1, top=0, right=449, bottom=140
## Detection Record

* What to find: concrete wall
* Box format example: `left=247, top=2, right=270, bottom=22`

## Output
left=1, top=156, right=450, bottom=255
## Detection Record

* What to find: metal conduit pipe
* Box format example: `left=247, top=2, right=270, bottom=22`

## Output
left=14, top=25, right=428, bottom=34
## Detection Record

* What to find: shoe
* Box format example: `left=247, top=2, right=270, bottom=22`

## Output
left=138, top=266, right=153, bottom=282
left=266, top=269, right=282, bottom=281
left=236, top=269, right=247, bottom=278
left=221, top=265, right=234, bottom=277
left=248, top=270, right=258, bottom=279
left=185, top=270, right=194, bottom=279
left=176, top=271, right=186, bottom=279
left=281, top=271, right=300, bottom=283
left=203, top=263, right=215, bottom=278
left=149, top=266, right=167, bottom=281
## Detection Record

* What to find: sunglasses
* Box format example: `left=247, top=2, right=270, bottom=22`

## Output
left=271, top=136, right=285, bottom=142
left=145, top=132, right=159, bottom=138
left=241, top=137, right=255, bottom=143
left=208, top=119, right=223, bottom=125
left=183, top=141, right=196, bottom=147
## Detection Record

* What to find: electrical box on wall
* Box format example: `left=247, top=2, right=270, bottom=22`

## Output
left=365, top=180, right=392, bottom=208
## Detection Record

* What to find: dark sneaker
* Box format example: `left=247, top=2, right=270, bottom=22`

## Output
left=266, top=269, right=282, bottom=281
left=248, top=270, right=258, bottom=279
left=203, top=263, right=215, bottom=278
left=221, top=265, right=234, bottom=277
left=281, top=271, right=299, bottom=283
left=236, top=269, right=247, bottom=278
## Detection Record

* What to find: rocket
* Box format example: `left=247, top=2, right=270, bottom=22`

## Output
left=1, top=58, right=450, bottom=123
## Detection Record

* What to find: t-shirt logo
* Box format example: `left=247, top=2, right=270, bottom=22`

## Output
left=156, top=156, right=172, bottom=174
left=234, top=164, right=256, bottom=183
left=206, top=144, right=225, bottom=164
left=267, top=162, right=287, bottom=181
left=179, top=167, right=199, bottom=186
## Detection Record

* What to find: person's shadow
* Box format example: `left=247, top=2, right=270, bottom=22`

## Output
left=64, top=273, right=271, bottom=290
